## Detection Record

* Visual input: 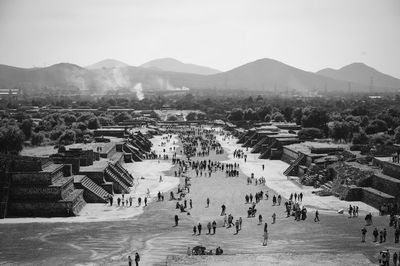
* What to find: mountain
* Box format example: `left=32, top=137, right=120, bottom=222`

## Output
left=86, top=59, right=130, bottom=69
left=317, top=63, right=400, bottom=90
left=140, top=58, right=221, bottom=75
left=0, top=59, right=396, bottom=97
left=192, top=58, right=355, bottom=93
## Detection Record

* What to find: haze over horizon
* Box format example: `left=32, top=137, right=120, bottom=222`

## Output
left=0, top=0, right=399, bottom=78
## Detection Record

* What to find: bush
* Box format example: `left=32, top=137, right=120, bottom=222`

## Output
left=31, top=132, right=44, bottom=146
left=298, top=128, right=323, bottom=140
left=58, top=130, right=76, bottom=145
left=352, top=132, right=369, bottom=144
left=0, top=125, right=25, bottom=154
left=87, top=117, right=100, bottom=129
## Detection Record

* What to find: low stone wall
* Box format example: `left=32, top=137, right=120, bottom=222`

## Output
left=9, top=186, right=62, bottom=201
left=281, top=147, right=298, bottom=164
left=371, top=174, right=400, bottom=198
left=382, top=161, right=400, bottom=180
left=8, top=201, right=73, bottom=217
left=11, top=172, right=53, bottom=185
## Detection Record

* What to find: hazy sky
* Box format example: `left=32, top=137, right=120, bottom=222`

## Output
left=0, top=0, right=399, bottom=77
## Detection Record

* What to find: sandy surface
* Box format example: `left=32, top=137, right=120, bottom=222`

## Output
left=0, top=128, right=395, bottom=266
left=215, top=131, right=378, bottom=215
left=0, top=134, right=180, bottom=224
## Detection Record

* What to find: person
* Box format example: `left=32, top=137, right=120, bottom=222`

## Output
left=190, top=199, right=193, bottom=209
left=198, top=223, right=202, bottom=235
left=187, top=247, right=191, bottom=256
left=383, top=228, right=387, bottom=242
left=144, top=197, right=147, bottom=206
left=221, top=204, right=226, bottom=216
left=373, top=227, right=378, bottom=242
left=393, top=252, right=398, bottom=266
left=193, top=225, right=197, bottom=235
left=207, top=222, right=212, bottom=234
left=175, top=215, right=179, bottom=226
left=128, top=255, right=132, bottom=266
left=235, top=220, right=240, bottom=234
left=223, top=214, right=227, bottom=227
left=361, top=227, right=367, bottom=242
left=159, top=175, right=163, bottom=182
left=212, top=220, right=217, bottom=235
left=206, top=198, right=210, bottom=208
left=138, top=197, right=141, bottom=206
left=272, top=213, right=276, bottom=224
left=263, top=230, right=268, bottom=246
left=216, top=246, right=223, bottom=255
left=264, top=222, right=268, bottom=232
left=239, top=217, right=242, bottom=230
left=259, top=214, right=263, bottom=225
left=135, top=252, right=140, bottom=266
left=314, top=210, right=320, bottom=222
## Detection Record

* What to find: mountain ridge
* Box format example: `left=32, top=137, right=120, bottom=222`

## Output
left=1, top=59, right=399, bottom=95
left=140, top=58, right=221, bottom=75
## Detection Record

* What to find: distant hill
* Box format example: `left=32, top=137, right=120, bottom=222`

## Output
left=140, top=58, right=221, bottom=75
left=194, top=58, right=357, bottom=93
left=317, top=63, right=400, bottom=90
left=0, top=59, right=396, bottom=96
left=86, top=59, right=130, bottom=69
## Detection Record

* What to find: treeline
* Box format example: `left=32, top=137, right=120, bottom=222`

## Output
left=1, top=93, right=400, bottom=154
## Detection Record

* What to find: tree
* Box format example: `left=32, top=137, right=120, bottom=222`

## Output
left=62, top=114, right=77, bottom=125
left=301, top=107, right=329, bottom=130
left=352, top=131, right=369, bottom=145
left=255, top=106, right=271, bottom=121
left=228, top=108, right=244, bottom=121
left=271, top=112, right=285, bottom=122
left=98, top=115, right=114, bottom=126
left=365, top=119, right=388, bottom=134
left=0, top=126, right=25, bottom=154
left=31, top=132, right=44, bottom=146
left=394, top=126, right=400, bottom=144
left=20, top=119, right=33, bottom=140
left=243, top=108, right=257, bottom=121
left=282, top=107, right=293, bottom=122
left=50, top=127, right=64, bottom=141
left=114, top=112, right=132, bottom=123
left=186, top=112, right=197, bottom=121
left=293, top=108, right=303, bottom=125
left=87, top=117, right=100, bottom=129
left=76, top=122, right=88, bottom=131
left=197, top=113, right=207, bottom=120
left=58, top=129, right=76, bottom=145
left=298, top=128, right=323, bottom=140
left=166, top=115, right=178, bottom=121
left=330, top=122, right=350, bottom=142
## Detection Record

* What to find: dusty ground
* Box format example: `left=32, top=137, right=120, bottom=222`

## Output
left=0, top=129, right=398, bottom=266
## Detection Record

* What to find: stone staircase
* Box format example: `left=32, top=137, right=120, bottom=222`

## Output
left=251, top=137, right=267, bottom=153
left=104, top=167, right=130, bottom=194
left=283, top=153, right=306, bottom=176
left=242, top=132, right=257, bottom=147
left=74, top=175, right=112, bottom=203
left=259, top=140, right=277, bottom=159
left=61, top=189, right=86, bottom=215
left=320, top=181, right=333, bottom=191
left=108, top=163, right=133, bottom=187
left=123, top=143, right=143, bottom=162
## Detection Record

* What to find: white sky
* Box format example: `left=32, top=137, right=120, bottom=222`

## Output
left=0, top=0, right=399, bottom=77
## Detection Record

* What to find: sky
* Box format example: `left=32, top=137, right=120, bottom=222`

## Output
left=0, top=0, right=399, bottom=77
